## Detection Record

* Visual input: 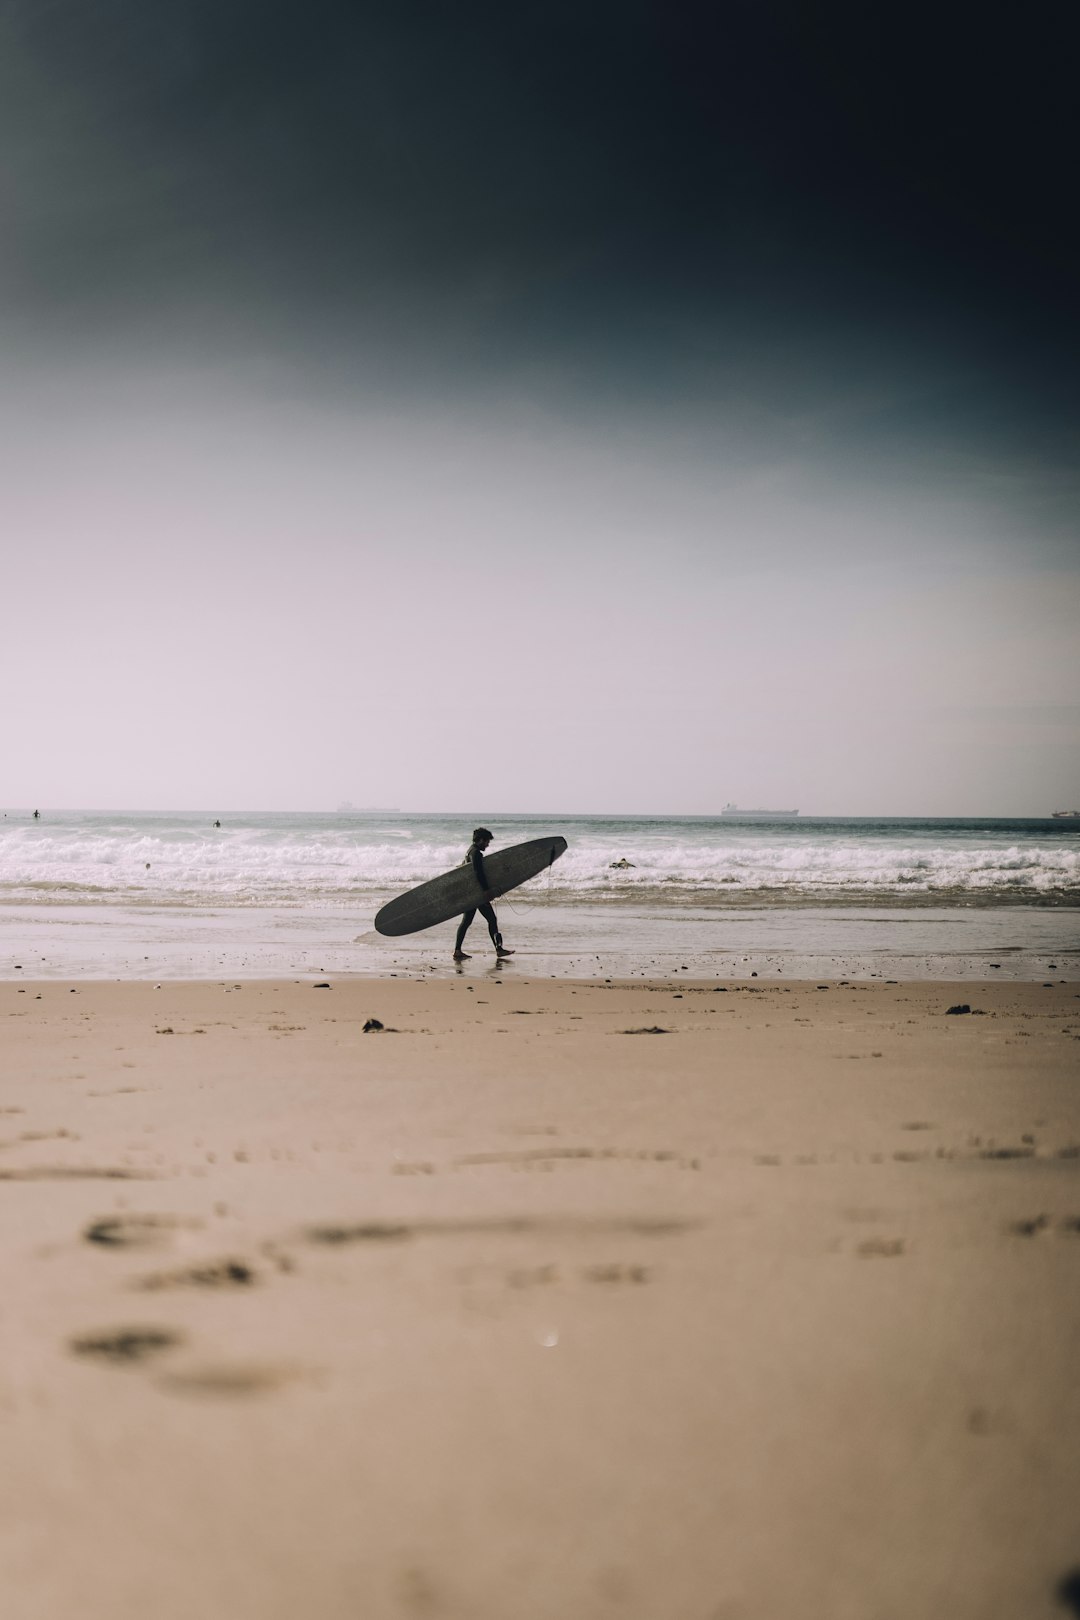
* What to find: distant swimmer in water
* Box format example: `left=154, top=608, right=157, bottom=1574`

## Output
left=213, top=819, right=221, bottom=828
left=33, top=809, right=39, bottom=819
left=454, top=827, right=514, bottom=961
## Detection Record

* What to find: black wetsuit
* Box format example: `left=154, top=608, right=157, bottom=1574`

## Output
left=454, top=843, right=503, bottom=954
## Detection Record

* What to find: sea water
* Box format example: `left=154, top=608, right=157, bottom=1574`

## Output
left=1, top=810, right=1077, bottom=980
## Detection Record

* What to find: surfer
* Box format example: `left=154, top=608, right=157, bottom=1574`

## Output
left=454, top=828, right=514, bottom=960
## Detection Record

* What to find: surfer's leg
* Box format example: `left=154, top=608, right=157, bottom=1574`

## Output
left=480, top=902, right=513, bottom=955
left=454, top=909, right=476, bottom=959
left=479, top=902, right=500, bottom=947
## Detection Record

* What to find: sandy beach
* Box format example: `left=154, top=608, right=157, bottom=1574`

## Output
left=3, top=974, right=1079, bottom=1619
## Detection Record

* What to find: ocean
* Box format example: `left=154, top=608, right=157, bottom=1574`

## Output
left=2, top=811, right=1077, bottom=981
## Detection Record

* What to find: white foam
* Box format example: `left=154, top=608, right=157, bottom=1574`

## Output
left=0, top=816, right=1076, bottom=905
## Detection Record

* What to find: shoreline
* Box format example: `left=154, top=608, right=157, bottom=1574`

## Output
left=4, top=889, right=1079, bottom=907
left=2, top=899, right=1077, bottom=983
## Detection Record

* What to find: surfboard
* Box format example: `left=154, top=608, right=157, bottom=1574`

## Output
left=374, top=836, right=567, bottom=937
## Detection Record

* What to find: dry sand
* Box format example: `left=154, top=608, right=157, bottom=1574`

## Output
left=2, top=975, right=1079, bottom=1620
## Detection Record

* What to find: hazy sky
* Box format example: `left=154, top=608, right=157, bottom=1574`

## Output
left=2, top=0, right=1077, bottom=814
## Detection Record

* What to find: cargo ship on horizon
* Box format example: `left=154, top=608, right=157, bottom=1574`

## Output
left=721, top=803, right=799, bottom=819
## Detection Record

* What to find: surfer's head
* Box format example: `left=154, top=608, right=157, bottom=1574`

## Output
left=472, top=827, right=493, bottom=847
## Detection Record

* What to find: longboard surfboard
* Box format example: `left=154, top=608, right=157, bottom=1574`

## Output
left=374, top=836, right=567, bottom=937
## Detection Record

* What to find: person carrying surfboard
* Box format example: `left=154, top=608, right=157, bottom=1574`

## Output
left=454, top=828, right=514, bottom=960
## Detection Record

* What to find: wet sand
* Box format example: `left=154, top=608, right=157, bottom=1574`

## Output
left=3, top=976, right=1079, bottom=1619
left=4, top=895, right=1078, bottom=981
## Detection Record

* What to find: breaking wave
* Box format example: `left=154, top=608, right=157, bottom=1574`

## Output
left=0, top=812, right=1077, bottom=908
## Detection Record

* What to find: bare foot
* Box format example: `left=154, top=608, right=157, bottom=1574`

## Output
left=453, top=951, right=471, bottom=961
left=496, top=947, right=515, bottom=956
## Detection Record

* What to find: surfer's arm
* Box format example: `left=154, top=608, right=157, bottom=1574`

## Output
left=471, top=847, right=493, bottom=898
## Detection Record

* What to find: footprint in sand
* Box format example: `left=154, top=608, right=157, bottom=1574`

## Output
left=308, top=1221, right=414, bottom=1245
left=133, top=1259, right=257, bottom=1291
left=1, top=1129, right=79, bottom=1147
left=582, top=1263, right=650, bottom=1284
left=157, top=1362, right=311, bottom=1397
left=84, top=1214, right=200, bottom=1249
left=397, top=1565, right=442, bottom=1614
left=304, top=1215, right=698, bottom=1246
left=506, top=1264, right=559, bottom=1288
left=452, top=1146, right=696, bottom=1170
left=1014, top=1216, right=1080, bottom=1238
left=0, top=1165, right=153, bottom=1182
left=70, top=1327, right=185, bottom=1364
left=481, top=1260, right=654, bottom=1290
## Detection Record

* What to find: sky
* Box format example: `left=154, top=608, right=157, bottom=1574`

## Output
left=1, top=0, right=1077, bottom=814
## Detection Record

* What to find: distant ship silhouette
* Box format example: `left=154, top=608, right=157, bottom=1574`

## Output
left=720, top=803, right=799, bottom=819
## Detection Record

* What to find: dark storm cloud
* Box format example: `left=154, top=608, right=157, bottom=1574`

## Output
left=4, top=1, right=1075, bottom=319
left=2, top=0, right=1077, bottom=515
